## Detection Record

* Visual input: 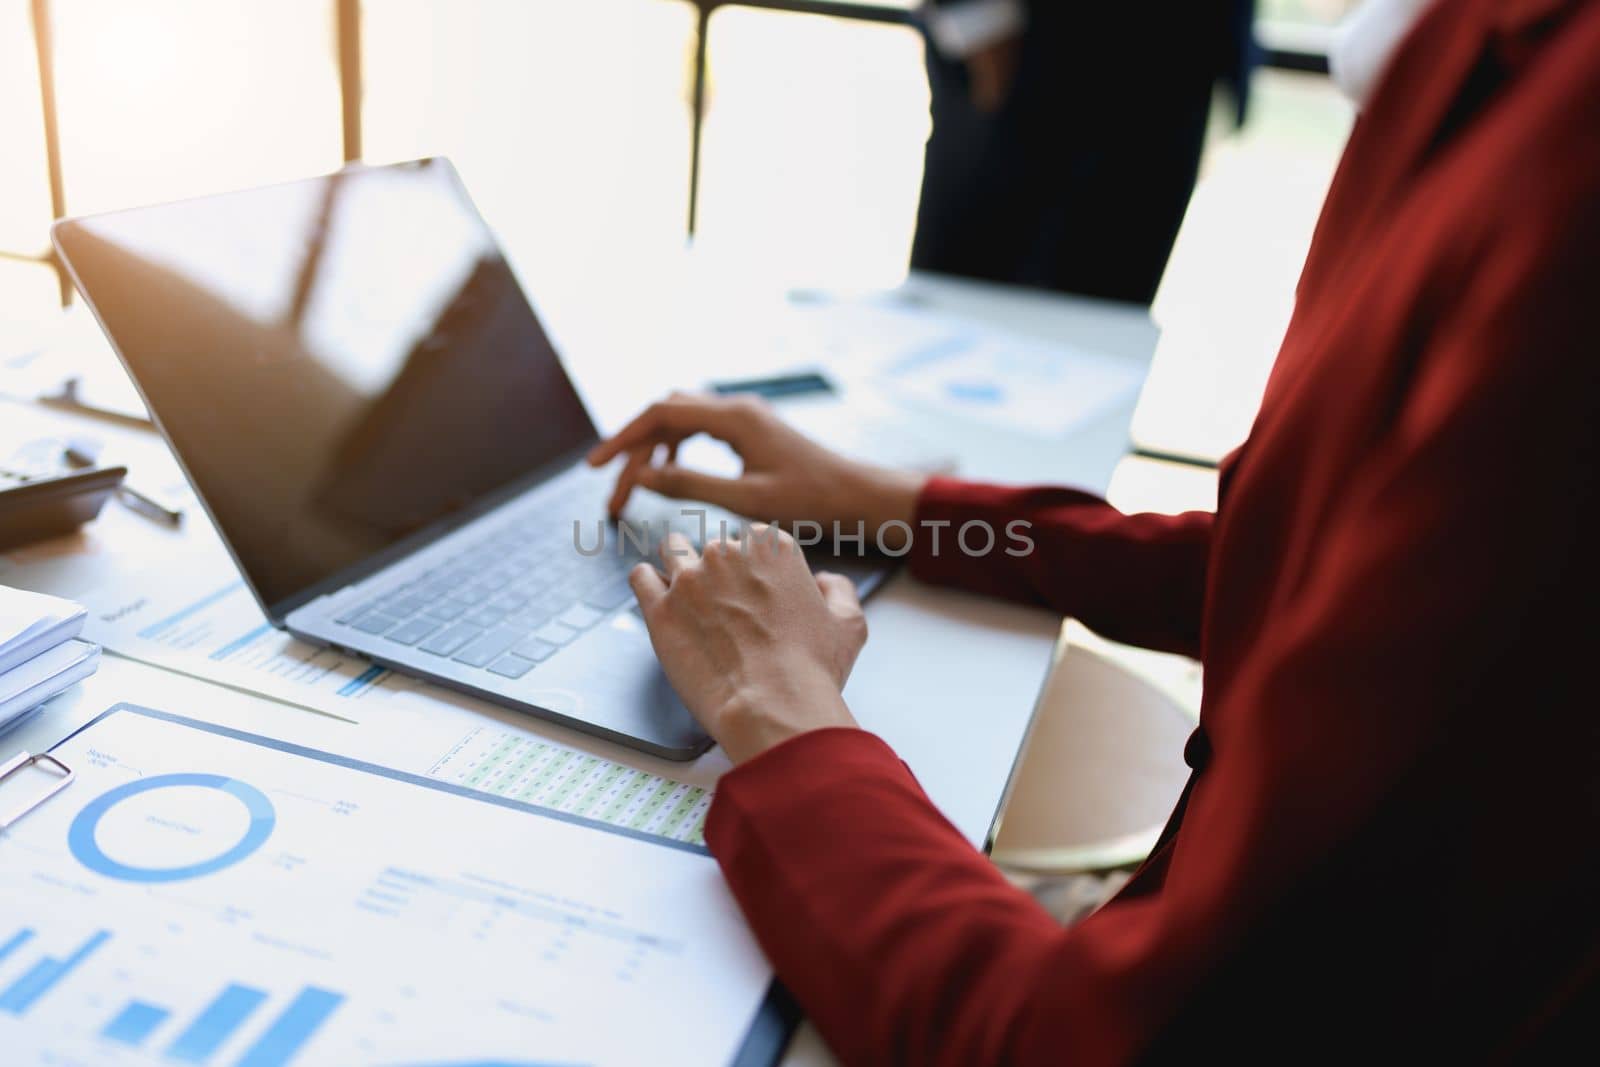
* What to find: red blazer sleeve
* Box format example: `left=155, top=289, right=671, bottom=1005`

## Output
left=707, top=52, right=1600, bottom=1059
left=710, top=327, right=1598, bottom=1061
left=908, top=478, right=1212, bottom=658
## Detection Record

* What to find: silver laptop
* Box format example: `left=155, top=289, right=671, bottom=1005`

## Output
left=52, top=158, right=891, bottom=760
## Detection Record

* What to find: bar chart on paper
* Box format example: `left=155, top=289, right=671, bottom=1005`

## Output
left=0, top=924, right=345, bottom=1066
left=84, top=572, right=427, bottom=721
left=0, top=705, right=770, bottom=1067
left=0, top=929, right=111, bottom=1018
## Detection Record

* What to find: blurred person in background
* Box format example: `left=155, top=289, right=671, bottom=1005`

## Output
left=912, top=0, right=1257, bottom=303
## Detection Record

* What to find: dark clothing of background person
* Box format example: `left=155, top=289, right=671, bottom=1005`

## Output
left=912, top=0, right=1256, bottom=304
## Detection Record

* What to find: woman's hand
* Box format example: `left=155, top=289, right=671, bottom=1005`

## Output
left=587, top=392, right=928, bottom=550
left=629, top=526, right=868, bottom=763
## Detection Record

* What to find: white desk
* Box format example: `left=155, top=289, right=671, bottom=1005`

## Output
left=1, top=264, right=1156, bottom=1065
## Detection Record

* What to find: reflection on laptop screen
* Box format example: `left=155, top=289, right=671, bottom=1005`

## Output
left=55, top=159, right=598, bottom=611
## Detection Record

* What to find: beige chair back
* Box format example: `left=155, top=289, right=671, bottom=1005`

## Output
left=992, top=639, right=1196, bottom=873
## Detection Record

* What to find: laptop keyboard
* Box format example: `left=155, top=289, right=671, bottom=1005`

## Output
left=333, top=509, right=649, bottom=681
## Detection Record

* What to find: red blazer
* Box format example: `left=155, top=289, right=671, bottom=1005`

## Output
left=704, top=1, right=1600, bottom=1062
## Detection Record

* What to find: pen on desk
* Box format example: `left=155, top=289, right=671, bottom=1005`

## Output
left=63, top=437, right=184, bottom=525
left=116, top=483, right=184, bottom=525
left=39, top=377, right=155, bottom=431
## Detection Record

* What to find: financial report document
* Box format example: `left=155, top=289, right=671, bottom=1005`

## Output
left=83, top=571, right=426, bottom=723
left=0, top=705, right=776, bottom=1066
left=82, top=563, right=720, bottom=845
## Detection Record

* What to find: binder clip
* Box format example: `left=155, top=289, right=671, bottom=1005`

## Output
left=0, top=752, right=74, bottom=832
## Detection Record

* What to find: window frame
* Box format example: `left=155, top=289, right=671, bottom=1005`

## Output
left=4, top=0, right=1330, bottom=307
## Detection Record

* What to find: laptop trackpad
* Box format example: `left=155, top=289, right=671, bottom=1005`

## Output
left=517, top=612, right=711, bottom=761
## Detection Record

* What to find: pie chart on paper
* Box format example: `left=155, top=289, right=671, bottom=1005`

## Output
left=67, top=773, right=277, bottom=883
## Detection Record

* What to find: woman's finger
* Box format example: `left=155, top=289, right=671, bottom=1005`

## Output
left=587, top=395, right=758, bottom=467
left=629, top=562, right=667, bottom=614
left=607, top=445, right=653, bottom=518
left=815, top=571, right=862, bottom=618
left=660, top=532, right=699, bottom=579
left=742, top=522, right=799, bottom=562
left=636, top=463, right=762, bottom=515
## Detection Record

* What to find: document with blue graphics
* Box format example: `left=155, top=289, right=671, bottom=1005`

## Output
left=82, top=564, right=722, bottom=846
left=0, top=705, right=785, bottom=1066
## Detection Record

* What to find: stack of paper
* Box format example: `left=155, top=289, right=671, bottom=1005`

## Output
left=0, top=585, right=100, bottom=732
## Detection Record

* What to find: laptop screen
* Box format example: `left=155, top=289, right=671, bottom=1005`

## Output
left=55, top=159, right=598, bottom=614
